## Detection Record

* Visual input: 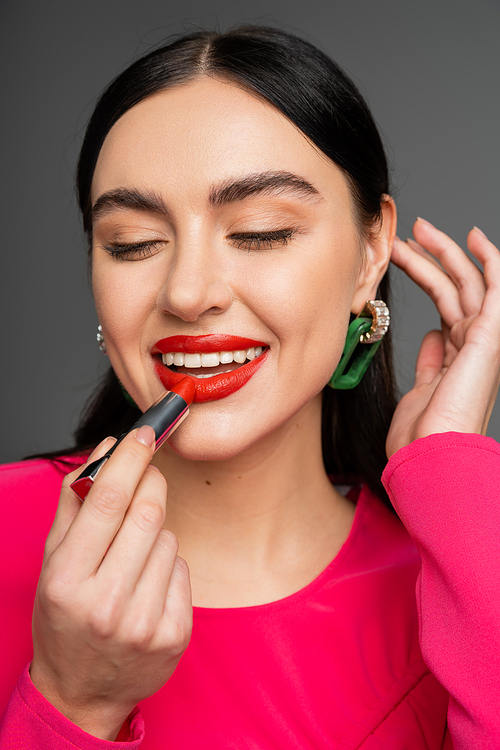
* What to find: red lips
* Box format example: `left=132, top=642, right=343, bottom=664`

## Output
left=152, top=335, right=268, bottom=403
left=152, top=334, right=266, bottom=354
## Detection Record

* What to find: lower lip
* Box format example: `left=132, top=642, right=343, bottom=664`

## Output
left=154, top=351, right=268, bottom=403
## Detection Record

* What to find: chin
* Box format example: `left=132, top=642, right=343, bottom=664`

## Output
left=164, top=409, right=278, bottom=462
left=165, top=431, right=252, bottom=462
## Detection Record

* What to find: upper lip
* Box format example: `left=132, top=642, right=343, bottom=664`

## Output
left=152, top=334, right=268, bottom=354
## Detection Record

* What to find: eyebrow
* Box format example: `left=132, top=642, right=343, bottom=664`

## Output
left=208, top=171, right=321, bottom=206
left=91, top=171, right=322, bottom=223
left=92, top=188, right=168, bottom=222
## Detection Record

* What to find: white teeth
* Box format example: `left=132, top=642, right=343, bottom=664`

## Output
left=201, top=352, right=219, bottom=367
left=184, top=353, right=201, bottom=368
left=162, top=346, right=266, bottom=370
left=173, top=352, right=184, bottom=366
left=233, top=350, right=247, bottom=364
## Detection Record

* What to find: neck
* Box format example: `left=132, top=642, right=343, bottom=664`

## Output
left=152, top=395, right=355, bottom=607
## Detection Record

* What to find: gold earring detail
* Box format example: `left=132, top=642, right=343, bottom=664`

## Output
left=358, top=300, right=390, bottom=343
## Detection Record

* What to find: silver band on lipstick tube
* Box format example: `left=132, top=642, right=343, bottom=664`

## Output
left=70, top=390, right=190, bottom=501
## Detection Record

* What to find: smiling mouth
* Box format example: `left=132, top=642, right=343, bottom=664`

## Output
left=161, top=345, right=265, bottom=379
left=153, top=343, right=268, bottom=403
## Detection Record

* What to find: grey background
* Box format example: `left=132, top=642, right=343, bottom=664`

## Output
left=1, top=0, right=499, bottom=463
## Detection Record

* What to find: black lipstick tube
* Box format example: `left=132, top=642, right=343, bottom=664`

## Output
left=70, top=388, right=191, bottom=501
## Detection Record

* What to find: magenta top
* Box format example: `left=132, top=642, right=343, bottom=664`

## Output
left=0, top=432, right=499, bottom=748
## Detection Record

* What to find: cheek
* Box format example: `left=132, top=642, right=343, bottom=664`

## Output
left=248, top=243, right=359, bottom=363
left=92, top=261, right=156, bottom=349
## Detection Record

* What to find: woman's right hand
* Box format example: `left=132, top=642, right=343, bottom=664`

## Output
left=30, top=425, right=192, bottom=741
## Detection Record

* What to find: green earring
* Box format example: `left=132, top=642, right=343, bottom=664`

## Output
left=328, top=300, right=390, bottom=390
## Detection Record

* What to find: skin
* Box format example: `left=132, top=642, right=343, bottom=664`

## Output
left=30, top=77, right=500, bottom=740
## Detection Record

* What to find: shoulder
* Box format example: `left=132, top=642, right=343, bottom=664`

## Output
left=0, top=455, right=80, bottom=482
left=0, top=455, right=83, bottom=501
left=0, top=456, right=85, bottom=548
left=0, top=457, right=86, bottom=717
left=354, top=483, right=420, bottom=568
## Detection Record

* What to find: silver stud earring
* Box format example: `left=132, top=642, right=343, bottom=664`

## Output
left=96, top=325, right=107, bottom=355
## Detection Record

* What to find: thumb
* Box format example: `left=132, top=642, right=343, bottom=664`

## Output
left=414, top=330, right=445, bottom=388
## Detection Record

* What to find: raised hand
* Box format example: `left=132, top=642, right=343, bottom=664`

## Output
left=386, top=218, right=500, bottom=458
left=30, top=426, right=192, bottom=741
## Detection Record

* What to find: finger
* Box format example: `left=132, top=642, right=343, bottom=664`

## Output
left=405, top=237, right=443, bottom=270
left=129, top=529, right=182, bottom=623
left=162, top=555, right=192, bottom=634
left=97, top=465, right=168, bottom=597
left=468, top=229, right=500, bottom=338
left=414, top=329, right=445, bottom=388
left=45, top=436, right=117, bottom=559
left=467, top=228, right=500, bottom=300
left=413, top=218, right=486, bottom=316
left=391, top=237, right=465, bottom=327
left=55, top=426, right=156, bottom=580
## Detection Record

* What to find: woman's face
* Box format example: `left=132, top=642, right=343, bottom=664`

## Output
left=91, top=76, right=390, bottom=460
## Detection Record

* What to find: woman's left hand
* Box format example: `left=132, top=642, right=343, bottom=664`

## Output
left=386, top=218, right=500, bottom=458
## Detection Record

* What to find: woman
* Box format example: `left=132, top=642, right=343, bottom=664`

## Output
left=1, top=25, right=499, bottom=749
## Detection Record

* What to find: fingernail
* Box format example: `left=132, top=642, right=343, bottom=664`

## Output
left=394, top=235, right=401, bottom=242
left=135, top=425, right=156, bottom=448
left=416, top=216, right=434, bottom=227
left=474, top=226, right=488, bottom=239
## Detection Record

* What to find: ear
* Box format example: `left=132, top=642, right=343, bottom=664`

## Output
left=350, top=196, right=397, bottom=314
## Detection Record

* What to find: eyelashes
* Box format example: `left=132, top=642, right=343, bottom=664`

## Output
left=229, top=229, right=296, bottom=250
left=102, top=241, right=164, bottom=261
left=102, top=229, right=297, bottom=261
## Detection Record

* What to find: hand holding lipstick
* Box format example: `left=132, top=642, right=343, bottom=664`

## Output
left=30, top=424, right=193, bottom=741
left=71, top=377, right=195, bottom=500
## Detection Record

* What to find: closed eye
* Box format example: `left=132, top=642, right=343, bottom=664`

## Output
left=102, top=241, right=165, bottom=261
left=229, top=229, right=296, bottom=250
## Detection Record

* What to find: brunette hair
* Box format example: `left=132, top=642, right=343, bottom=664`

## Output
left=47, top=26, right=398, bottom=502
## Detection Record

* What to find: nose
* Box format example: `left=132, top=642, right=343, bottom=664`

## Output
left=156, top=238, right=233, bottom=323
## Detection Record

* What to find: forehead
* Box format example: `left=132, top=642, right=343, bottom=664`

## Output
left=92, top=76, right=351, bottom=207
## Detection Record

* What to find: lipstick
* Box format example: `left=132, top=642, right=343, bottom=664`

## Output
left=70, top=377, right=195, bottom=501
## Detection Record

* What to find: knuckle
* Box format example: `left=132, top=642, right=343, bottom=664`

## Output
left=131, top=500, right=165, bottom=532
left=164, top=618, right=191, bottom=655
left=41, top=573, right=70, bottom=607
left=126, top=617, right=155, bottom=650
left=90, top=482, right=126, bottom=518
left=87, top=601, right=120, bottom=638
